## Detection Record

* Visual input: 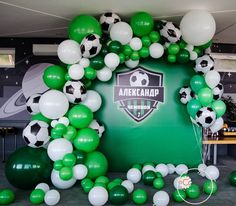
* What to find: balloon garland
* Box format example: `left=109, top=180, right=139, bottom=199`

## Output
left=4, top=10, right=225, bottom=205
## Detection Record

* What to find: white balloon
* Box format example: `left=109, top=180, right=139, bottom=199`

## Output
left=47, top=138, right=73, bottom=161
left=167, top=164, right=175, bottom=174
left=88, top=186, right=108, bottom=206
left=127, top=168, right=141, bottom=183
left=129, top=37, right=142, bottom=51
left=125, top=60, right=139, bottom=68
left=39, top=90, right=69, bottom=119
left=51, top=170, right=76, bottom=189
left=173, top=177, right=182, bottom=190
left=68, top=64, right=84, bottom=80
left=35, top=183, right=50, bottom=193
left=110, top=22, right=133, bottom=45
left=97, top=67, right=112, bottom=82
left=185, top=44, right=194, bottom=52
left=155, top=164, right=169, bottom=177
left=121, top=180, right=134, bottom=194
left=81, top=90, right=102, bottom=112
left=57, top=39, right=81, bottom=64
left=205, top=165, right=220, bottom=180
left=205, top=70, right=221, bottom=89
left=58, top=117, right=70, bottom=126
left=190, top=51, right=198, bottom=60
left=79, top=58, right=90, bottom=68
left=180, top=10, right=216, bottom=46
left=153, top=191, right=170, bottom=206
left=73, top=164, right=88, bottom=180
left=51, top=120, right=58, bottom=128
left=210, top=117, right=224, bottom=133
left=176, top=164, right=188, bottom=175
left=149, top=43, right=164, bottom=59
left=44, top=189, right=60, bottom=206
left=104, top=53, right=120, bottom=69
left=142, top=165, right=156, bottom=174
left=198, top=163, right=207, bottom=177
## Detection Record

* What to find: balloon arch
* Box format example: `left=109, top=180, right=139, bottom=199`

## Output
left=4, top=11, right=225, bottom=206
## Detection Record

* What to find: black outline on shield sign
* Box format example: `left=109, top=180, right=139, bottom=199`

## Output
left=114, top=66, right=164, bottom=122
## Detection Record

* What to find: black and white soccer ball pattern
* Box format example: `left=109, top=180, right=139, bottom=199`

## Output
left=63, top=80, right=87, bottom=104
left=100, top=12, right=121, bottom=33
left=23, top=120, right=49, bottom=148
left=194, top=55, right=214, bottom=74
left=213, top=83, right=224, bottom=100
left=130, top=71, right=150, bottom=87
left=196, top=107, right=216, bottom=128
left=80, top=34, right=102, bottom=58
left=89, top=120, right=105, bottom=138
left=26, top=93, right=41, bottom=115
left=179, top=86, right=194, bottom=104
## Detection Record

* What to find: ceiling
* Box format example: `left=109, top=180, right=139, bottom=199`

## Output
left=0, top=0, right=236, bottom=43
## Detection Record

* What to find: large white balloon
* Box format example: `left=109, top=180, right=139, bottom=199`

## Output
left=127, top=168, right=142, bottom=183
left=205, top=165, right=220, bottom=180
left=167, top=164, right=175, bottom=174
left=57, top=39, right=81, bottom=64
left=125, top=59, right=139, bottom=68
left=97, top=67, right=112, bottom=82
left=35, top=183, right=50, bottom=193
left=68, top=64, right=84, bottom=80
left=110, top=22, right=133, bottom=45
left=51, top=170, right=76, bottom=189
left=149, top=43, right=164, bottom=59
left=121, top=180, right=134, bottom=194
left=155, top=164, right=169, bottom=177
left=205, top=70, right=221, bottom=89
left=88, top=186, right=108, bottom=206
left=47, top=138, right=73, bottom=161
left=104, top=53, right=120, bottom=70
left=44, top=190, right=60, bottom=206
left=81, top=90, right=102, bottom=112
left=180, top=10, right=216, bottom=46
left=210, top=117, right=224, bottom=133
left=153, top=191, right=170, bottom=206
left=176, top=164, right=188, bottom=175
left=73, top=164, right=88, bottom=180
left=39, top=90, right=69, bottom=119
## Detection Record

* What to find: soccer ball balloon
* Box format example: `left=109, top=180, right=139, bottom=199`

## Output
left=159, top=21, right=182, bottom=43
left=63, top=80, right=87, bottom=104
left=130, top=71, right=149, bottom=87
left=196, top=107, right=216, bottom=128
left=194, top=55, right=214, bottom=74
left=23, top=120, right=49, bottom=148
left=213, top=83, right=224, bottom=100
left=100, top=12, right=121, bottom=33
left=80, top=34, right=102, bottom=58
left=179, top=86, right=194, bottom=104
left=89, top=120, right=105, bottom=138
left=26, top=93, right=41, bottom=114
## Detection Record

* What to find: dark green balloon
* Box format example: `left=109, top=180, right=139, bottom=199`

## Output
left=90, top=55, right=105, bottom=70
left=177, top=49, right=190, bottom=64
left=85, top=66, right=97, bottom=80
left=187, top=99, right=202, bottom=118
left=132, top=189, right=148, bottom=205
left=0, top=189, right=15, bottom=205
left=5, top=147, right=52, bottom=189
left=172, top=190, right=186, bottom=202
left=132, top=163, right=142, bottom=170
left=229, top=171, right=236, bottom=186
left=81, top=178, right=94, bottom=193
left=193, top=47, right=203, bottom=57
left=179, top=39, right=187, bottom=49
left=203, top=180, right=218, bottom=195
left=100, top=45, right=109, bottom=56
left=30, top=189, right=45, bottom=204
left=198, top=40, right=213, bottom=50
left=143, top=162, right=155, bottom=167
left=142, top=171, right=156, bottom=185
left=190, top=75, right=206, bottom=93
left=186, top=184, right=200, bottom=199
left=73, top=150, right=86, bottom=164
left=109, top=41, right=122, bottom=53
left=109, top=185, right=128, bottom=205
left=31, top=113, right=51, bottom=124
left=107, top=181, right=120, bottom=191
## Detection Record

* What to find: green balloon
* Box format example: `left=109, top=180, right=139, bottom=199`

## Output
left=130, top=12, right=154, bottom=37
left=73, top=150, right=86, bottom=164
left=31, top=113, right=51, bottom=124
left=82, top=78, right=92, bottom=89
left=53, top=160, right=64, bottom=171
left=63, top=125, right=77, bottom=141
left=59, top=166, right=73, bottom=180
left=132, top=163, right=142, bottom=170
left=141, top=36, right=151, bottom=47
left=131, top=51, right=140, bottom=61
left=198, top=40, right=213, bottom=50
left=119, top=53, right=126, bottom=63
left=190, top=75, right=206, bottom=93
left=132, top=189, right=148, bottom=205
left=113, top=178, right=123, bottom=184
left=153, top=177, right=165, bottom=189
left=142, top=171, right=156, bottom=185
left=186, top=184, right=200, bottom=199
left=172, top=190, right=186, bottom=202
left=139, top=47, right=149, bottom=58
left=177, top=49, right=190, bottom=63
left=50, top=128, right=61, bottom=139
left=54, top=123, right=67, bottom=135
left=81, top=178, right=94, bottom=193
left=5, top=147, right=52, bottom=189
left=107, top=181, right=120, bottom=191
left=90, top=55, right=105, bottom=70
left=168, top=43, right=180, bottom=55
left=68, top=15, right=102, bottom=43
left=94, top=182, right=107, bottom=188
left=30, top=189, right=45, bottom=204
left=85, top=66, right=97, bottom=80
left=198, top=87, right=213, bottom=107
left=100, top=45, right=109, bottom=56
left=155, top=172, right=163, bottom=178
left=95, top=176, right=110, bottom=185
left=167, top=54, right=176, bottom=63
left=84, top=151, right=108, bottom=180
left=123, top=45, right=133, bottom=56
left=65, top=72, right=71, bottom=81
left=229, top=171, right=236, bottom=186
left=149, top=31, right=160, bottom=43
left=43, top=65, right=66, bottom=90
left=0, top=189, right=15, bottom=205
left=109, top=41, right=122, bottom=53
left=63, top=153, right=76, bottom=167
left=68, top=105, right=93, bottom=129
left=187, top=99, right=202, bottom=118
left=211, top=100, right=226, bottom=118
left=179, top=39, right=187, bottom=49
left=203, top=180, right=218, bottom=195
left=193, top=47, right=203, bottom=57
left=74, top=128, right=100, bottom=153
left=109, top=185, right=128, bottom=205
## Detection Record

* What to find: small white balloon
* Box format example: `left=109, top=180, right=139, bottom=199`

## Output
left=210, top=117, right=224, bottom=133
left=173, top=177, right=182, bottom=190
left=110, top=22, right=133, bottom=45
left=167, top=164, right=176, bottom=174
left=185, top=44, right=194, bottom=52
left=81, top=90, right=102, bottom=112
left=205, top=165, right=220, bottom=180
left=44, top=189, right=60, bottom=206
left=35, top=183, right=50, bottom=193
left=57, top=39, right=81, bottom=64
left=79, top=58, right=90, bottom=68
left=51, top=120, right=58, bottom=128
left=58, top=117, right=70, bottom=126
left=68, top=64, right=84, bottom=80
left=198, top=163, right=207, bottom=177
left=155, top=164, right=169, bottom=177
left=129, top=37, right=142, bottom=51
left=125, top=60, right=139, bottom=68
left=127, top=168, right=141, bottom=183
left=51, top=170, right=76, bottom=189
left=142, top=165, right=156, bottom=174
left=47, top=138, right=73, bottom=161
left=104, top=53, right=120, bottom=69
left=97, top=67, right=112, bottom=82
left=205, top=70, right=221, bottom=89
left=176, top=164, right=188, bottom=175
left=73, top=164, right=88, bottom=180
left=88, top=186, right=108, bottom=206
left=121, top=180, right=134, bottom=194
left=149, top=43, right=164, bottom=59
left=153, top=191, right=170, bottom=206
left=190, top=51, right=198, bottom=60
